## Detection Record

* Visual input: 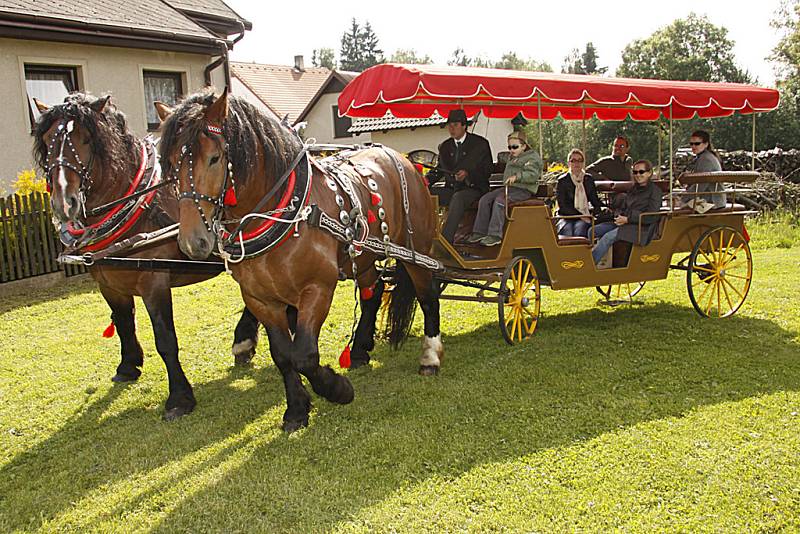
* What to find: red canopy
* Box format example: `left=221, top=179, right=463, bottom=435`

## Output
left=338, top=64, right=780, bottom=121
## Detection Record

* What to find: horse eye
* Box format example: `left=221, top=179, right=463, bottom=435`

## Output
left=209, top=155, right=220, bottom=166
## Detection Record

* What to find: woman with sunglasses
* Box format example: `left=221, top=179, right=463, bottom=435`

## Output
left=465, top=131, right=543, bottom=246
left=677, top=130, right=725, bottom=213
left=556, top=148, right=604, bottom=238
left=591, top=159, right=663, bottom=266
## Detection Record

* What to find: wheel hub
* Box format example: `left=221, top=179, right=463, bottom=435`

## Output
left=520, top=297, right=530, bottom=307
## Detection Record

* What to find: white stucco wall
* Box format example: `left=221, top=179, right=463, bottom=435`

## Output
left=302, top=92, right=371, bottom=145
left=0, top=37, right=220, bottom=191
left=369, top=115, right=514, bottom=160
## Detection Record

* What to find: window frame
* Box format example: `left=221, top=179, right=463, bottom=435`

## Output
left=332, top=105, right=353, bottom=139
left=143, top=69, right=185, bottom=131
left=23, top=64, right=79, bottom=129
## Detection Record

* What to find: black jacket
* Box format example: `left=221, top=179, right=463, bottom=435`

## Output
left=616, top=181, right=664, bottom=245
left=556, top=172, right=604, bottom=216
left=438, top=132, right=493, bottom=194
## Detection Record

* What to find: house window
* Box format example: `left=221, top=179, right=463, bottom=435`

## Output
left=25, top=65, right=78, bottom=125
left=332, top=105, right=352, bottom=138
left=144, top=70, right=183, bottom=130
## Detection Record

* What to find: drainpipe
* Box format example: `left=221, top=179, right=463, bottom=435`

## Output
left=204, top=39, right=232, bottom=89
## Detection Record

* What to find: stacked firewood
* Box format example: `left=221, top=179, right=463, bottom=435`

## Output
left=665, top=148, right=800, bottom=211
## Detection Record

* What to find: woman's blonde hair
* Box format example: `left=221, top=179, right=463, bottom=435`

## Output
left=567, top=148, right=585, bottom=163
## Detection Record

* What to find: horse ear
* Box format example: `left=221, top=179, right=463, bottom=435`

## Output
left=154, top=101, right=174, bottom=123
left=33, top=98, right=49, bottom=113
left=204, top=87, right=229, bottom=126
left=90, top=95, right=111, bottom=113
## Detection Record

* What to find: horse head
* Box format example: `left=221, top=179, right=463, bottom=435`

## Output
left=33, top=93, right=134, bottom=224
left=160, top=87, right=303, bottom=260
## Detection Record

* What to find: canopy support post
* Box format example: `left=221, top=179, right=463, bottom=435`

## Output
left=537, top=93, right=544, bottom=163
left=581, top=104, right=586, bottom=155
left=751, top=113, right=757, bottom=171
left=669, top=105, right=674, bottom=202
left=657, top=119, right=662, bottom=178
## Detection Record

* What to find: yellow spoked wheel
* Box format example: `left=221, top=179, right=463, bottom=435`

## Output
left=595, top=282, right=646, bottom=303
left=498, top=256, right=541, bottom=345
left=687, top=225, right=752, bottom=318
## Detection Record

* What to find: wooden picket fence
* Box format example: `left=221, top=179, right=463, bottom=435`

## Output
left=0, top=192, right=86, bottom=283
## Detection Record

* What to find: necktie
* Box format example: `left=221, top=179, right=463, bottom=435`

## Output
left=454, top=141, right=462, bottom=163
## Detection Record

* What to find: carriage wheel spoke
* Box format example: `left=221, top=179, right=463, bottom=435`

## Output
left=691, top=265, right=716, bottom=274
left=704, top=279, right=719, bottom=316
left=693, top=274, right=717, bottom=288
left=721, top=244, right=745, bottom=268
left=720, top=277, right=735, bottom=312
left=724, top=272, right=750, bottom=280
left=721, top=275, right=745, bottom=299
left=696, top=272, right=715, bottom=304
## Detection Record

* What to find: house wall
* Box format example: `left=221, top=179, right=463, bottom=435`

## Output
left=302, top=92, right=371, bottom=145
left=0, top=37, right=220, bottom=191
left=369, top=116, right=514, bottom=160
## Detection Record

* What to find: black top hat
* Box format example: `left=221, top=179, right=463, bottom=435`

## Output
left=446, top=109, right=469, bottom=125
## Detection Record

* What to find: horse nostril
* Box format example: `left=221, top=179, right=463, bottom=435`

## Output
left=197, top=236, right=211, bottom=253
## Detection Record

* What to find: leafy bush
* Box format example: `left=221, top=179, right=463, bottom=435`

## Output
left=13, top=169, right=47, bottom=196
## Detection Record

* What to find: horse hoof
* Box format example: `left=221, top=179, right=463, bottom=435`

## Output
left=163, top=404, right=194, bottom=421
left=232, top=339, right=256, bottom=366
left=418, top=365, right=439, bottom=376
left=111, top=372, right=139, bottom=383
left=282, top=418, right=308, bottom=433
left=349, top=358, right=370, bottom=370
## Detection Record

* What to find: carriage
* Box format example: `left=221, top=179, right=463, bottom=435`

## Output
left=337, top=64, right=780, bottom=344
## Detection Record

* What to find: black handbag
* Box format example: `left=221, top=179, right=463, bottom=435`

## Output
left=594, top=210, right=614, bottom=224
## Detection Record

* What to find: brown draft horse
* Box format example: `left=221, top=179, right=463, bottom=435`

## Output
left=33, top=93, right=261, bottom=420
left=157, top=89, right=443, bottom=432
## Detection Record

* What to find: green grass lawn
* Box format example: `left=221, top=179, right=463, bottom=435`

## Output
left=1, top=225, right=799, bottom=532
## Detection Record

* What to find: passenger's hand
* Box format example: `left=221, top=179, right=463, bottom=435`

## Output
left=506, top=174, right=517, bottom=184
left=455, top=170, right=468, bottom=181
left=614, top=215, right=628, bottom=225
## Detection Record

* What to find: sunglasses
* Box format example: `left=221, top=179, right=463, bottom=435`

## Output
left=508, top=144, right=521, bottom=150
left=632, top=169, right=650, bottom=175
left=569, top=158, right=584, bottom=163
left=614, top=144, right=627, bottom=148
left=689, top=141, right=704, bottom=146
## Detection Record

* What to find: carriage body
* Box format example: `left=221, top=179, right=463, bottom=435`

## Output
left=336, top=64, right=778, bottom=343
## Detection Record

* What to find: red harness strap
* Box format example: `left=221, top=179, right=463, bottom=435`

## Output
left=67, top=143, right=148, bottom=238
left=219, top=169, right=297, bottom=242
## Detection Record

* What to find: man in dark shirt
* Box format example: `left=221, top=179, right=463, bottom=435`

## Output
left=586, top=136, right=632, bottom=181
left=432, top=109, right=493, bottom=243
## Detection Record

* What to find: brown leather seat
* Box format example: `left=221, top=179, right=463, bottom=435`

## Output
left=557, top=236, right=591, bottom=245
left=508, top=198, right=546, bottom=208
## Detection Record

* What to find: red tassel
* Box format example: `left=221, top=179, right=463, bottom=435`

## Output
left=223, top=186, right=237, bottom=206
left=414, top=163, right=424, bottom=173
left=370, top=192, right=382, bottom=206
left=367, top=210, right=377, bottom=224
left=46, top=182, right=52, bottom=194
left=102, top=321, right=115, bottom=338
left=339, top=345, right=351, bottom=368
left=360, top=285, right=375, bottom=301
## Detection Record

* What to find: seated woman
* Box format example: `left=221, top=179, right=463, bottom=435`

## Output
left=591, top=159, right=663, bottom=266
left=465, top=131, right=543, bottom=246
left=556, top=148, right=603, bottom=238
left=677, top=130, right=726, bottom=213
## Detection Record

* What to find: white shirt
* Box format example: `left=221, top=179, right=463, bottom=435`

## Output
left=453, top=133, right=467, bottom=145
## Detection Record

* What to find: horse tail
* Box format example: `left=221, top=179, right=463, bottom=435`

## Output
left=385, top=262, right=417, bottom=348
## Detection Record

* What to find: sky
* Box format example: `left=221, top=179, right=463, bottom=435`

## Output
left=224, top=0, right=785, bottom=86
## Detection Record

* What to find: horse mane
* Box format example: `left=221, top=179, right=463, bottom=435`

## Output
left=159, top=88, right=303, bottom=185
left=32, top=92, right=138, bottom=179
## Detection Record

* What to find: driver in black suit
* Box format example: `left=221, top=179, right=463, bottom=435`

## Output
left=432, top=109, right=493, bottom=243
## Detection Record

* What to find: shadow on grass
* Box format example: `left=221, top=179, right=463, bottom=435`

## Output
left=0, top=275, right=96, bottom=314
left=2, top=303, right=798, bottom=532
left=0, top=364, right=282, bottom=531
left=147, top=303, right=800, bottom=532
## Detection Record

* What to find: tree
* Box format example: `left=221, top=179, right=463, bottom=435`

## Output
left=763, top=0, right=800, bottom=149
left=618, top=13, right=751, bottom=83
left=494, top=52, right=551, bottom=72
left=562, top=42, right=607, bottom=75
left=389, top=49, right=432, bottom=64
left=312, top=48, right=336, bottom=69
left=339, top=19, right=383, bottom=72
left=605, top=14, right=756, bottom=165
